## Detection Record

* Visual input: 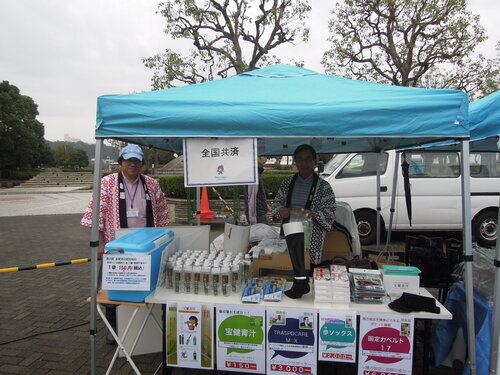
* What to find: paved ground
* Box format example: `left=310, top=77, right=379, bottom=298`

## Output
left=0, top=187, right=460, bottom=374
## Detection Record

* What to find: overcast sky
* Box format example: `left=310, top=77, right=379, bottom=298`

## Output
left=1, top=0, right=498, bottom=144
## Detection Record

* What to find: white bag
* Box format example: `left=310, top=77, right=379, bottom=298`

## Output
left=223, top=223, right=250, bottom=255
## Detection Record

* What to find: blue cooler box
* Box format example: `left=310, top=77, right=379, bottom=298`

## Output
left=104, top=228, right=174, bottom=302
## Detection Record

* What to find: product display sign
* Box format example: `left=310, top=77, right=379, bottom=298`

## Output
left=318, top=310, right=357, bottom=363
left=102, top=254, right=151, bottom=291
left=266, top=307, right=318, bottom=375
left=166, top=301, right=214, bottom=369
left=183, top=137, right=258, bottom=187
left=358, top=313, right=414, bottom=375
left=216, top=304, right=266, bottom=373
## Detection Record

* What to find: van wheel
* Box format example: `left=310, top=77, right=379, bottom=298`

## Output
left=354, top=210, right=380, bottom=245
left=472, top=210, right=497, bottom=247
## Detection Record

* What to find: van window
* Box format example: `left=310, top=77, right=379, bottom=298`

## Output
left=321, top=153, right=350, bottom=177
left=470, top=152, right=500, bottom=177
left=337, top=152, right=388, bottom=178
left=406, top=151, right=460, bottom=178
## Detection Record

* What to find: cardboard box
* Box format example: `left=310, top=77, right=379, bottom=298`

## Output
left=252, top=251, right=311, bottom=280
left=322, top=229, right=352, bottom=261
left=382, top=271, right=420, bottom=297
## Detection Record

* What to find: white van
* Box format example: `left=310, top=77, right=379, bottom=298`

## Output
left=320, top=150, right=499, bottom=247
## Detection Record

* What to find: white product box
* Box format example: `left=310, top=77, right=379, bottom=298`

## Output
left=382, top=271, right=420, bottom=296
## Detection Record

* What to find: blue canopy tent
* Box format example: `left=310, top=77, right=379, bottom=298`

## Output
left=88, top=65, right=472, bottom=374
left=387, top=91, right=499, bottom=374
left=414, top=91, right=500, bottom=151
left=469, top=91, right=500, bottom=151
left=466, top=91, right=499, bottom=375
left=95, top=65, right=468, bottom=155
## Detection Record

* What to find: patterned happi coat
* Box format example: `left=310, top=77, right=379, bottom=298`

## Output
left=81, top=173, right=169, bottom=244
left=272, top=173, right=336, bottom=265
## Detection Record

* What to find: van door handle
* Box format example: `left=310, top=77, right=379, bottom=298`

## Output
left=380, top=186, right=388, bottom=192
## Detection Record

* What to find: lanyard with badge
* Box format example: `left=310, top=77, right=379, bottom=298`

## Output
left=124, top=179, right=140, bottom=218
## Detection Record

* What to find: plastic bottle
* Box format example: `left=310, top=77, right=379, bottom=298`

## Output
left=193, top=264, right=201, bottom=295
left=239, top=214, right=249, bottom=226
left=183, top=263, right=192, bottom=293
left=202, top=262, right=211, bottom=296
left=226, top=213, right=236, bottom=224
left=166, top=256, right=175, bottom=288
left=221, top=265, right=230, bottom=296
left=212, top=262, right=221, bottom=296
left=231, top=262, right=240, bottom=292
left=173, top=262, right=183, bottom=293
left=242, top=254, right=252, bottom=285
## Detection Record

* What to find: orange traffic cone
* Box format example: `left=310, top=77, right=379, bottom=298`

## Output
left=200, top=186, right=214, bottom=221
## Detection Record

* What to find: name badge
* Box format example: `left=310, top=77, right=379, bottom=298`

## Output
left=127, top=210, right=139, bottom=218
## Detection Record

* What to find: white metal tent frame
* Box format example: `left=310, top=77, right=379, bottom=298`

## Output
left=87, top=66, right=475, bottom=375
left=89, top=140, right=477, bottom=374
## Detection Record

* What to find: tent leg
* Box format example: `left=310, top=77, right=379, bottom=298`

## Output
left=490, top=196, right=500, bottom=375
left=460, top=140, right=476, bottom=375
left=90, top=139, right=103, bottom=375
left=385, top=151, right=400, bottom=255
left=375, top=152, right=381, bottom=254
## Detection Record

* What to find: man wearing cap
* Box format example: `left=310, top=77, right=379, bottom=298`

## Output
left=81, top=144, right=169, bottom=343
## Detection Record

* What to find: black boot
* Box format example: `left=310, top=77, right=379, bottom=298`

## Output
left=284, top=231, right=310, bottom=299
left=285, top=278, right=310, bottom=299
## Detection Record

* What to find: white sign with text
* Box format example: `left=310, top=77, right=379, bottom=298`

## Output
left=183, top=138, right=258, bottom=187
left=102, top=254, right=151, bottom=291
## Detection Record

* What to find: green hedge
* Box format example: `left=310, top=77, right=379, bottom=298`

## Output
left=10, top=169, right=44, bottom=180
left=61, top=168, right=93, bottom=172
left=159, top=170, right=295, bottom=199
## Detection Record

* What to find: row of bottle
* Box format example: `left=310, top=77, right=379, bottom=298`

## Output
left=165, top=249, right=252, bottom=297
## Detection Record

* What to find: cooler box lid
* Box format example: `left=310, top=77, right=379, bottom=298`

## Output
left=104, top=227, right=174, bottom=253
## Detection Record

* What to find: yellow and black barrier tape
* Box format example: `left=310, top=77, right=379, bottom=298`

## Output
left=211, top=187, right=234, bottom=213
left=0, top=258, right=90, bottom=274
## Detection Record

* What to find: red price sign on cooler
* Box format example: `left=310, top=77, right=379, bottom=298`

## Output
left=225, top=361, right=257, bottom=370
left=322, top=352, right=353, bottom=360
left=270, top=364, right=312, bottom=373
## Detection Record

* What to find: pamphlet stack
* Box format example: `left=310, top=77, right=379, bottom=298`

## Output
left=313, top=267, right=334, bottom=303
left=349, top=268, right=387, bottom=304
left=329, top=264, right=351, bottom=304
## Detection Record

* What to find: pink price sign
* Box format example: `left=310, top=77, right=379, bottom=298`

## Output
left=361, top=327, right=411, bottom=364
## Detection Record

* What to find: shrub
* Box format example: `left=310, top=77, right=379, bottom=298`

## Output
left=61, top=168, right=93, bottom=172
left=158, top=170, right=295, bottom=199
left=10, top=169, right=44, bottom=180
left=262, top=171, right=295, bottom=198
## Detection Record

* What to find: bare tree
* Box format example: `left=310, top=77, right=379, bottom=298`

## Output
left=143, top=0, right=311, bottom=89
left=322, top=0, right=497, bottom=97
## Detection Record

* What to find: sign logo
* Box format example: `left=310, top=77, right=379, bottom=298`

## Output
left=217, top=165, right=225, bottom=175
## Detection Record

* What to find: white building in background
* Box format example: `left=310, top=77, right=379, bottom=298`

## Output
left=64, top=133, right=81, bottom=143
left=89, top=157, right=116, bottom=172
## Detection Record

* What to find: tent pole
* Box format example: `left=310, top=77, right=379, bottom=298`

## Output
left=385, top=151, right=400, bottom=254
left=460, top=140, right=476, bottom=375
left=490, top=196, right=500, bottom=375
left=89, top=139, right=103, bottom=375
left=375, top=152, right=381, bottom=254
left=196, top=186, right=201, bottom=225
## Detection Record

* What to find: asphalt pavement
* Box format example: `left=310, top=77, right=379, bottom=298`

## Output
left=0, top=187, right=458, bottom=374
